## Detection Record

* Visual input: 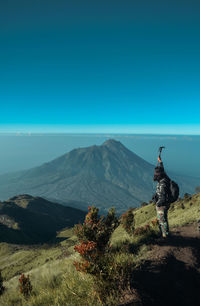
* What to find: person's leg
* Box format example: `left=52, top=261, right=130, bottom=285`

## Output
left=156, top=206, right=169, bottom=237
left=163, top=207, right=169, bottom=235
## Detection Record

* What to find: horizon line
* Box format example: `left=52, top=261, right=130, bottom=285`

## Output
left=0, top=132, right=200, bottom=137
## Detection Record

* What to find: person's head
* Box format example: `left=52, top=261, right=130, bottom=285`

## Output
left=153, top=166, right=166, bottom=181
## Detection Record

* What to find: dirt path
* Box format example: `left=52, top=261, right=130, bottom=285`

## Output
left=121, top=223, right=200, bottom=306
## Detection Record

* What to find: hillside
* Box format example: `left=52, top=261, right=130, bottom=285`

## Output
left=0, top=193, right=199, bottom=305
left=0, top=194, right=86, bottom=244
left=0, top=139, right=198, bottom=213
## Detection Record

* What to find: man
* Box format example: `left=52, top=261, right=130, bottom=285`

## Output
left=152, top=156, right=171, bottom=238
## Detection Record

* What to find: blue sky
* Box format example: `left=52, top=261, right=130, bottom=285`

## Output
left=1, top=0, right=200, bottom=134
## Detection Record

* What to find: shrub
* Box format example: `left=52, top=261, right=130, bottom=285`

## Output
left=184, top=193, right=192, bottom=200
left=0, top=270, right=5, bottom=295
left=151, top=218, right=159, bottom=228
left=134, top=219, right=158, bottom=236
left=120, top=209, right=135, bottom=235
left=74, top=207, right=139, bottom=304
left=74, top=206, right=119, bottom=276
left=141, top=202, right=148, bottom=207
left=19, top=273, right=32, bottom=298
left=134, top=225, right=150, bottom=236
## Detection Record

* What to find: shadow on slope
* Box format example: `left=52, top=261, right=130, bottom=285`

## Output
left=0, top=195, right=86, bottom=244
left=133, top=255, right=200, bottom=306
left=131, top=231, right=200, bottom=306
left=0, top=223, right=30, bottom=244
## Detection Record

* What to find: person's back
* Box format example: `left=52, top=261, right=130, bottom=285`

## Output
left=156, top=176, right=171, bottom=208
left=153, top=158, right=171, bottom=238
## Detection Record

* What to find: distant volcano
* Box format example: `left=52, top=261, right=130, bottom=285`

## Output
left=0, top=140, right=198, bottom=213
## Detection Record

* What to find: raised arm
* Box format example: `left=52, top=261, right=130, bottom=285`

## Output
left=158, top=156, right=164, bottom=171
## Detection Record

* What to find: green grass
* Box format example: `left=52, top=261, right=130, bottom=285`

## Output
left=134, top=203, right=157, bottom=227
left=0, top=229, right=97, bottom=306
left=0, top=193, right=200, bottom=305
left=0, top=227, right=80, bottom=283
left=1, top=255, right=97, bottom=306
left=133, top=193, right=200, bottom=229
left=168, top=194, right=200, bottom=227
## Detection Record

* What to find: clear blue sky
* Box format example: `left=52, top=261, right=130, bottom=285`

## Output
left=1, top=0, right=200, bottom=133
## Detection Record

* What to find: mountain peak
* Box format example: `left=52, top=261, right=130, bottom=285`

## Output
left=102, top=139, right=123, bottom=148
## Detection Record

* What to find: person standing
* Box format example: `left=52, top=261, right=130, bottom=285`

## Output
left=152, top=156, right=171, bottom=238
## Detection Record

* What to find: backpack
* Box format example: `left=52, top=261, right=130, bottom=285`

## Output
left=169, top=180, right=179, bottom=203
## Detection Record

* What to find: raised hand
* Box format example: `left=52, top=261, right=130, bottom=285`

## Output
left=158, top=156, right=162, bottom=163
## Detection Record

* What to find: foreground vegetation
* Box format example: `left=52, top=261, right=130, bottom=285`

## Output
left=0, top=193, right=199, bottom=305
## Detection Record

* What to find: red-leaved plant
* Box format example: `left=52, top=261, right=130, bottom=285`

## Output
left=19, top=273, right=32, bottom=298
left=134, top=218, right=159, bottom=236
left=74, top=206, right=119, bottom=275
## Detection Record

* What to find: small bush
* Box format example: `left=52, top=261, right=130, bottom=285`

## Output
left=151, top=218, right=159, bottom=228
left=184, top=193, right=192, bottom=200
left=19, top=273, right=32, bottom=298
left=120, top=209, right=135, bottom=235
left=0, top=270, right=5, bottom=295
left=141, top=202, right=148, bottom=207
left=134, top=225, right=150, bottom=236
left=134, top=219, right=158, bottom=236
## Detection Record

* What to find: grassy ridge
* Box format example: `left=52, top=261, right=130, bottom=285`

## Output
left=0, top=229, right=78, bottom=282
left=134, top=193, right=200, bottom=228
left=0, top=193, right=199, bottom=305
left=0, top=195, right=86, bottom=244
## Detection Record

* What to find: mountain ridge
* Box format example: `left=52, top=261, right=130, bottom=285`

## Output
left=0, top=194, right=86, bottom=244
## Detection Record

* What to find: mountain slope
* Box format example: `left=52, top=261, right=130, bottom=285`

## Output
left=0, top=140, right=198, bottom=213
left=0, top=193, right=199, bottom=306
left=0, top=194, right=86, bottom=244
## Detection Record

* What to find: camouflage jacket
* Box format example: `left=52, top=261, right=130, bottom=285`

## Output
left=154, top=177, right=171, bottom=207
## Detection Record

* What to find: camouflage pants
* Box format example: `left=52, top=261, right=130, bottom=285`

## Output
left=156, top=206, right=169, bottom=236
